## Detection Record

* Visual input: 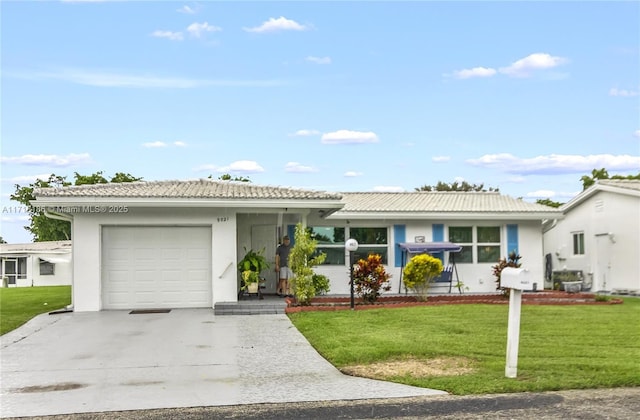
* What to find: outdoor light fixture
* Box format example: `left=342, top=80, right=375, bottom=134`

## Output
left=345, top=238, right=359, bottom=310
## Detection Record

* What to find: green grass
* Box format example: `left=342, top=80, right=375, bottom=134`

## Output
left=0, top=286, right=71, bottom=335
left=289, top=299, right=640, bottom=395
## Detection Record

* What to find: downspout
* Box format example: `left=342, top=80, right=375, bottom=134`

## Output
left=44, top=210, right=74, bottom=311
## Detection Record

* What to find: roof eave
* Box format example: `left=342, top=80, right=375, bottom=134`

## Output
left=328, top=211, right=563, bottom=220
left=31, top=197, right=344, bottom=209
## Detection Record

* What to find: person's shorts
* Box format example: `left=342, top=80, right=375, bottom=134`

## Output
left=279, top=266, right=294, bottom=280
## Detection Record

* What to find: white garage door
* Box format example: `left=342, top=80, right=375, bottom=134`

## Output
left=102, top=226, right=212, bottom=310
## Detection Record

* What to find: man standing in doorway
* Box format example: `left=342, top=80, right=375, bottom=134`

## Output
left=275, top=235, right=292, bottom=297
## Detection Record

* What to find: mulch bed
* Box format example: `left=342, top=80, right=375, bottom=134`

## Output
left=285, top=291, right=623, bottom=313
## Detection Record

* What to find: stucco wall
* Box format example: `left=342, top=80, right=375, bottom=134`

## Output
left=72, top=207, right=237, bottom=311
left=544, top=190, right=640, bottom=292
left=306, top=216, right=546, bottom=295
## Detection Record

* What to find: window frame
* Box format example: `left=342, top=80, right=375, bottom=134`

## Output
left=572, top=232, right=585, bottom=255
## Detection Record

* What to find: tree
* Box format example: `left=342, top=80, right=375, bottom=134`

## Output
left=536, top=198, right=563, bottom=208
left=415, top=181, right=498, bottom=192
left=213, top=173, right=252, bottom=182
left=580, top=168, right=640, bottom=190
left=0, top=236, right=7, bottom=244
left=289, top=223, right=326, bottom=305
left=11, top=171, right=142, bottom=242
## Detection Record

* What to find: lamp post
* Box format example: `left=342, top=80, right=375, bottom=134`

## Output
left=345, top=238, right=359, bottom=310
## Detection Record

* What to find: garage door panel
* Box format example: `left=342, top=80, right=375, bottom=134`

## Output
left=102, top=226, right=212, bottom=310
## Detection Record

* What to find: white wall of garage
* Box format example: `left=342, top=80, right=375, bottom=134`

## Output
left=72, top=207, right=237, bottom=311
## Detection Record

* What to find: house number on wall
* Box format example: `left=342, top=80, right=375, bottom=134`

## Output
left=217, top=217, right=229, bottom=222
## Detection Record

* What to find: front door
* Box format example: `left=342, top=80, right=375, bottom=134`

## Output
left=251, top=225, right=278, bottom=294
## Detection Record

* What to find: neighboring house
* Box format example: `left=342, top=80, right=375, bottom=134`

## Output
left=32, top=179, right=561, bottom=311
left=0, top=241, right=72, bottom=287
left=543, top=179, right=640, bottom=294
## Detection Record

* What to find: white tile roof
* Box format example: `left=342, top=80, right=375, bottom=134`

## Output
left=0, top=240, right=72, bottom=254
left=597, top=179, right=640, bottom=192
left=336, top=192, right=559, bottom=214
left=34, top=179, right=343, bottom=201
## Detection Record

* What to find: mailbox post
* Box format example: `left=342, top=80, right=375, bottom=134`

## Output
left=345, top=239, right=359, bottom=310
left=501, top=267, right=533, bottom=378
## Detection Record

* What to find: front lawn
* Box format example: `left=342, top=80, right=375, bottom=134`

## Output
left=289, top=298, right=640, bottom=395
left=0, top=286, right=71, bottom=335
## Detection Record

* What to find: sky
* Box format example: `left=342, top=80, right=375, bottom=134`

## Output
left=1, top=0, right=639, bottom=244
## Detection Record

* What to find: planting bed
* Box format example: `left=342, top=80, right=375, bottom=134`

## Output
left=285, top=291, right=623, bottom=313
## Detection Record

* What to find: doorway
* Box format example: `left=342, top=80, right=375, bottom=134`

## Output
left=251, top=224, right=278, bottom=294
left=595, top=234, right=611, bottom=292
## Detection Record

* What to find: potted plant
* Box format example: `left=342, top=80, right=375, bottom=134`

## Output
left=238, top=248, right=270, bottom=293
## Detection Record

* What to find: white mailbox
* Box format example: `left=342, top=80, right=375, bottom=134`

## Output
left=501, top=267, right=533, bottom=291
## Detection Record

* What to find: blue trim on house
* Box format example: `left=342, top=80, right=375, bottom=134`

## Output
left=432, top=224, right=444, bottom=262
left=507, top=224, right=518, bottom=255
left=394, top=224, right=406, bottom=267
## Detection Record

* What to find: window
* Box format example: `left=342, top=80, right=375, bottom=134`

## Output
left=573, top=232, right=585, bottom=255
left=449, top=226, right=502, bottom=263
left=309, top=226, right=345, bottom=265
left=449, top=227, right=472, bottom=263
left=477, top=226, right=501, bottom=263
left=40, top=260, right=55, bottom=275
left=350, top=227, right=388, bottom=264
left=17, top=257, right=27, bottom=279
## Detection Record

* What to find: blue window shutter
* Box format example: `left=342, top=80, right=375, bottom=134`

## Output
left=432, top=224, right=444, bottom=262
left=394, top=224, right=406, bottom=267
left=287, top=225, right=296, bottom=246
left=506, top=224, right=518, bottom=255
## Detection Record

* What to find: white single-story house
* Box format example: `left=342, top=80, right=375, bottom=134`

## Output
left=0, top=240, right=72, bottom=287
left=32, top=179, right=562, bottom=311
left=543, top=179, right=640, bottom=294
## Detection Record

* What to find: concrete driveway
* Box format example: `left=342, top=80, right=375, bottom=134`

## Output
left=0, top=310, right=445, bottom=418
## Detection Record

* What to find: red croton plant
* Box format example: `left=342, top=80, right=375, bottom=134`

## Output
left=352, top=254, right=392, bottom=304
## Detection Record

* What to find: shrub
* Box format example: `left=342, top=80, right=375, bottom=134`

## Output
left=289, top=223, right=326, bottom=305
left=492, top=251, right=522, bottom=297
left=402, top=254, right=443, bottom=301
left=312, top=274, right=330, bottom=295
left=352, top=254, right=391, bottom=304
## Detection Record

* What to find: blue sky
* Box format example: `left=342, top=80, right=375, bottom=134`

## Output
left=1, top=0, right=639, bottom=243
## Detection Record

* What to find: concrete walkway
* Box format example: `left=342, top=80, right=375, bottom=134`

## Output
left=0, top=310, right=445, bottom=418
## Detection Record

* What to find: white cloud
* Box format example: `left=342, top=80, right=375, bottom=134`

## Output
left=142, top=141, right=168, bottom=148
left=306, top=56, right=331, bottom=65
left=467, top=153, right=640, bottom=175
left=432, top=156, right=451, bottom=162
left=0, top=153, right=91, bottom=167
left=142, top=141, right=187, bottom=148
left=285, top=162, right=317, bottom=173
left=177, top=5, right=197, bottom=14
left=526, top=190, right=557, bottom=198
left=634, top=130, right=640, bottom=138
left=194, top=160, right=265, bottom=173
left=609, top=87, right=639, bottom=97
left=452, top=67, right=497, bottom=79
left=187, top=22, right=222, bottom=38
left=244, top=16, right=309, bottom=33
left=373, top=186, right=405, bottom=192
left=499, top=53, right=568, bottom=78
left=344, top=171, right=363, bottom=177
left=290, top=129, right=321, bottom=137
left=321, top=130, right=379, bottom=144
left=151, top=30, right=184, bottom=41
left=11, top=69, right=286, bottom=89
